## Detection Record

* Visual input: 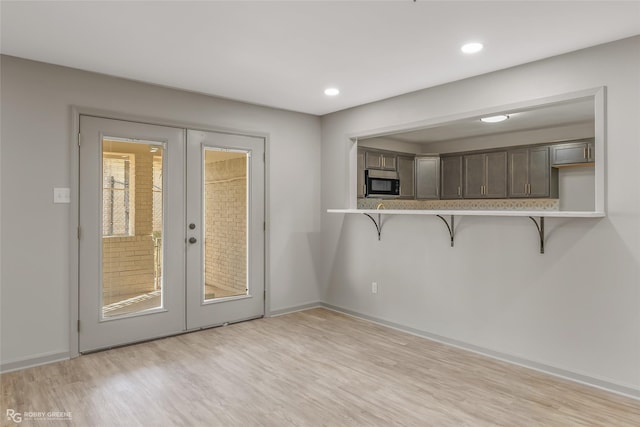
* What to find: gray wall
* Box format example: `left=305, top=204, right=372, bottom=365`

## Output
left=358, top=137, right=423, bottom=154
left=321, top=36, right=640, bottom=394
left=361, top=122, right=594, bottom=155
left=419, top=122, right=594, bottom=154
left=0, top=56, right=322, bottom=365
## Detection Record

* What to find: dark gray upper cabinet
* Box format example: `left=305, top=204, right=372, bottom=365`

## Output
left=365, top=150, right=397, bottom=170
left=551, top=140, right=595, bottom=165
left=508, top=147, right=553, bottom=198
left=463, top=152, right=507, bottom=198
left=397, top=155, right=416, bottom=198
left=509, top=149, right=529, bottom=197
left=464, top=153, right=485, bottom=198
left=357, top=149, right=365, bottom=198
left=440, top=155, right=463, bottom=199
left=416, top=156, right=440, bottom=199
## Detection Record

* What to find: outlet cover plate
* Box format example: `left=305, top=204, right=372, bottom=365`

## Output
left=53, top=187, right=71, bottom=204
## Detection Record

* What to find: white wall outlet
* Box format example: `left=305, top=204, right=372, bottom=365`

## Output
left=53, top=187, right=71, bottom=204
left=372, top=282, right=378, bottom=294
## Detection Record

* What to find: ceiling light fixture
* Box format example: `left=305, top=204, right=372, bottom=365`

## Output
left=461, top=42, right=483, bottom=54
left=480, top=114, right=509, bottom=123
left=324, top=88, right=340, bottom=96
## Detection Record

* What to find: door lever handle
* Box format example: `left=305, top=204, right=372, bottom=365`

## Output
left=188, top=237, right=197, bottom=244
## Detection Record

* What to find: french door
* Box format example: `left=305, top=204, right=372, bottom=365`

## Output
left=78, top=116, right=264, bottom=352
left=186, top=130, right=265, bottom=329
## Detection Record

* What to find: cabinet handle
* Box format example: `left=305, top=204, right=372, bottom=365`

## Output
left=587, top=146, right=592, bottom=160
left=583, top=147, right=587, bottom=159
left=527, top=183, right=531, bottom=195
left=524, top=183, right=528, bottom=194
left=457, top=186, right=461, bottom=196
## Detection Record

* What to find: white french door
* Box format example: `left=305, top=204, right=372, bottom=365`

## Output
left=78, top=116, right=264, bottom=352
left=186, top=130, right=265, bottom=329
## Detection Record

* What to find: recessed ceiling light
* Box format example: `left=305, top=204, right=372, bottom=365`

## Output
left=480, top=114, right=509, bottom=123
left=461, top=42, right=483, bottom=54
left=324, top=88, right=340, bottom=96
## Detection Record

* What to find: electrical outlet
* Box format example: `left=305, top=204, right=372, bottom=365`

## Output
left=372, top=282, right=378, bottom=294
left=53, top=187, right=71, bottom=204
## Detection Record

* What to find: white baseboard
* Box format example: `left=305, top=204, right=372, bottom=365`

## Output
left=1, top=351, right=70, bottom=374
left=319, top=303, right=640, bottom=401
left=268, top=301, right=322, bottom=317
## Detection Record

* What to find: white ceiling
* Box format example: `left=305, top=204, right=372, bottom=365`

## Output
left=1, top=1, right=639, bottom=116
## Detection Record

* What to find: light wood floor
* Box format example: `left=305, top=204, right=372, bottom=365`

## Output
left=2, top=308, right=639, bottom=426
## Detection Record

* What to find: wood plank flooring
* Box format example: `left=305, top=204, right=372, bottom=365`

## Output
left=2, top=308, right=639, bottom=426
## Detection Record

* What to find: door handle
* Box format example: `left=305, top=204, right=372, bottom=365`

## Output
left=188, top=237, right=197, bottom=244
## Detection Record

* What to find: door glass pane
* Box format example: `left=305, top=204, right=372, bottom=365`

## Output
left=203, top=149, right=248, bottom=301
left=102, top=138, right=164, bottom=318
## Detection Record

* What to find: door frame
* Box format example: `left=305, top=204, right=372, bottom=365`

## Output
left=69, top=107, right=271, bottom=358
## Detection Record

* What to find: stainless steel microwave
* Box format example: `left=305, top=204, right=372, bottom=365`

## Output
left=365, top=169, right=400, bottom=197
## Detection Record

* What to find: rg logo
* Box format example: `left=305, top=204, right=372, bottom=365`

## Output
left=6, top=409, right=22, bottom=423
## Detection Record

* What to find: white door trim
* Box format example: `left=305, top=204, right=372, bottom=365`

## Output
left=69, top=107, right=270, bottom=358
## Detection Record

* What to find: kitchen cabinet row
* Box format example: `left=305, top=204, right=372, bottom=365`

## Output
left=440, top=147, right=557, bottom=199
left=358, top=139, right=594, bottom=200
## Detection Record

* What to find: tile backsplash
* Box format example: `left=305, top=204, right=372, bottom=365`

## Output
left=357, top=198, right=559, bottom=211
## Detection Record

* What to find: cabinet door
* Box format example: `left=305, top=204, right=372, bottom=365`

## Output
left=397, top=155, right=415, bottom=198
left=381, top=153, right=397, bottom=171
left=364, top=151, right=383, bottom=169
left=551, top=142, right=589, bottom=165
left=508, top=149, right=529, bottom=198
left=528, top=147, right=550, bottom=197
left=484, top=152, right=507, bottom=198
left=416, top=157, right=439, bottom=199
left=440, top=156, right=463, bottom=199
left=463, top=153, right=485, bottom=198
left=357, top=149, right=365, bottom=198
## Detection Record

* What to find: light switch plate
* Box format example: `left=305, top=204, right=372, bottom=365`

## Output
left=53, top=187, right=71, bottom=204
